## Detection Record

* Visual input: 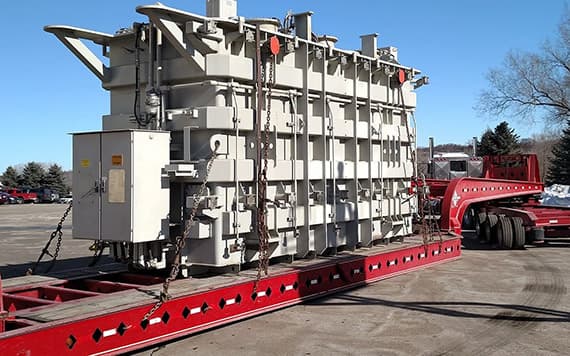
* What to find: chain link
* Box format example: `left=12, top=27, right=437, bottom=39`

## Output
left=254, top=54, right=274, bottom=293
left=417, top=176, right=443, bottom=253
left=143, top=143, right=220, bottom=321
left=88, top=240, right=108, bottom=267
left=27, top=201, right=73, bottom=275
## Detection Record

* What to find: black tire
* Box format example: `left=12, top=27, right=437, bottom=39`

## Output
left=475, top=212, right=487, bottom=239
left=462, top=207, right=476, bottom=229
left=484, top=214, right=498, bottom=243
left=511, top=217, right=525, bottom=249
left=496, top=216, right=513, bottom=249
left=494, top=218, right=503, bottom=247
left=528, top=227, right=545, bottom=244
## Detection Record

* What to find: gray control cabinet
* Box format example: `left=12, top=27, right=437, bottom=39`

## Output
left=72, top=130, right=170, bottom=243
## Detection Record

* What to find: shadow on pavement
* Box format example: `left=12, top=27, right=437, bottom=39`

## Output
left=460, top=235, right=506, bottom=251
left=306, top=293, right=570, bottom=323
left=461, top=234, right=570, bottom=251
left=0, top=255, right=116, bottom=279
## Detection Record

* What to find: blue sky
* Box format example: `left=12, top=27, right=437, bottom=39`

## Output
left=0, top=0, right=566, bottom=172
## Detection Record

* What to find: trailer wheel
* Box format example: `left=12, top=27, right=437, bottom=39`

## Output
left=475, top=212, right=487, bottom=239
left=497, top=216, right=513, bottom=249
left=482, top=214, right=497, bottom=243
left=462, top=207, right=476, bottom=229
left=511, top=217, right=525, bottom=249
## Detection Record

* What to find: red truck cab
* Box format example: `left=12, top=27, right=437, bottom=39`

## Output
left=6, top=188, right=38, bottom=204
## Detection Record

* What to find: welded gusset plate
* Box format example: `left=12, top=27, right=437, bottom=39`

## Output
left=0, top=238, right=461, bottom=355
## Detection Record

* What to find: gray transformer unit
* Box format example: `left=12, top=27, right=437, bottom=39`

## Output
left=46, top=1, right=426, bottom=274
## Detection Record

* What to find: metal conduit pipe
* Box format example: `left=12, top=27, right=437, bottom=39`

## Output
left=230, top=83, right=241, bottom=258
left=164, top=80, right=302, bottom=99
left=382, top=74, right=393, bottom=233
left=326, top=98, right=337, bottom=228
left=289, top=93, right=299, bottom=237
left=374, top=104, right=384, bottom=223
left=147, top=23, right=154, bottom=91
left=307, top=93, right=408, bottom=112
left=156, top=28, right=165, bottom=128
left=366, top=63, right=373, bottom=243
left=411, top=112, right=418, bottom=179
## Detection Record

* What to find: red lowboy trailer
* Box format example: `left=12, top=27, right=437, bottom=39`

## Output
left=420, top=154, right=570, bottom=247
left=0, top=237, right=460, bottom=355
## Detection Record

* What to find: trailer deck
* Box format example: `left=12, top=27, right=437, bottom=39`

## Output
left=1, top=235, right=460, bottom=355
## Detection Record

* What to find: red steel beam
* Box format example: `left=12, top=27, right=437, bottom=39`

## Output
left=9, top=286, right=100, bottom=302
left=3, top=294, right=57, bottom=312
left=101, top=273, right=164, bottom=286
left=424, top=179, right=450, bottom=198
left=523, top=206, right=570, bottom=227
left=64, top=279, right=142, bottom=294
left=493, top=205, right=570, bottom=229
left=0, top=238, right=461, bottom=355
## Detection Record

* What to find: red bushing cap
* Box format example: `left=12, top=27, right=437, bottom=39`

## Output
left=269, top=36, right=280, bottom=55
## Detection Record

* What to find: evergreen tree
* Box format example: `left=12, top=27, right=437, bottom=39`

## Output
left=477, top=121, right=520, bottom=156
left=19, top=162, right=46, bottom=188
left=477, top=129, right=496, bottom=156
left=546, top=120, right=570, bottom=185
left=44, top=164, right=69, bottom=194
left=493, top=121, right=520, bottom=155
left=1, top=166, right=20, bottom=188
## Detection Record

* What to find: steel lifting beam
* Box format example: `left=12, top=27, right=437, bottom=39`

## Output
left=44, top=26, right=112, bottom=81
left=0, top=237, right=460, bottom=355
left=439, top=177, right=544, bottom=235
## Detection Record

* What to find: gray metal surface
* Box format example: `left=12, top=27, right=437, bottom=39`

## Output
left=50, top=1, right=424, bottom=271
left=430, top=155, right=484, bottom=180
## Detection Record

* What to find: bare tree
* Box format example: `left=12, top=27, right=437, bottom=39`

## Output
left=528, top=130, right=558, bottom=182
left=477, top=11, right=570, bottom=125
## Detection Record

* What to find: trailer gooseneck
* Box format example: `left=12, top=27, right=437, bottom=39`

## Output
left=421, top=154, right=570, bottom=247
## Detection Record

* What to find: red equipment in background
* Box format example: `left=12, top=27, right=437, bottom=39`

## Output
left=482, top=154, right=541, bottom=183
left=438, top=177, right=544, bottom=235
left=420, top=154, right=570, bottom=245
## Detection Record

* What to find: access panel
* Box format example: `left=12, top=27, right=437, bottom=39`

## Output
left=73, top=130, right=170, bottom=243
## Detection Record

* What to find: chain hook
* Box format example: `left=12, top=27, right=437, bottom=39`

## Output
left=26, top=201, right=73, bottom=276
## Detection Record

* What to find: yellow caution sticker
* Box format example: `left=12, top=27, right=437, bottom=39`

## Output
left=112, top=155, right=123, bottom=166
left=80, top=159, right=90, bottom=168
